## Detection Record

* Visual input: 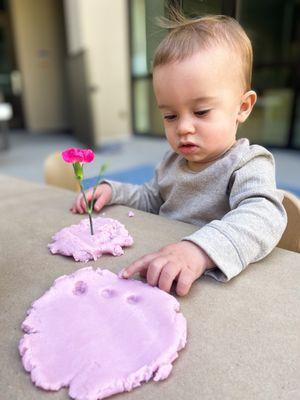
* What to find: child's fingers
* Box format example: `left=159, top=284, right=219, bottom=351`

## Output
left=78, top=189, right=94, bottom=213
left=75, top=194, right=86, bottom=214
left=72, top=185, right=111, bottom=214
left=73, top=194, right=83, bottom=213
left=93, top=191, right=110, bottom=212
left=158, top=262, right=181, bottom=293
left=139, top=270, right=147, bottom=278
left=176, top=268, right=195, bottom=296
left=122, top=253, right=158, bottom=278
left=79, top=195, right=89, bottom=212
left=146, top=256, right=169, bottom=287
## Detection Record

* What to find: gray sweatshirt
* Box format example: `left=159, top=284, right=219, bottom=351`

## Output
left=106, top=139, right=287, bottom=282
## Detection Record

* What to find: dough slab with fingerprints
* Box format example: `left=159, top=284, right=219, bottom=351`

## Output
left=19, top=267, right=187, bottom=400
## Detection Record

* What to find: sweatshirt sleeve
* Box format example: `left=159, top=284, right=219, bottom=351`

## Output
left=183, top=149, right=287, bottom=282
left=103, top=168, right=164, bottom=214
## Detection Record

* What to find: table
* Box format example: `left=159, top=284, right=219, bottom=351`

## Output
left=0, top=174, right=299, bottom=400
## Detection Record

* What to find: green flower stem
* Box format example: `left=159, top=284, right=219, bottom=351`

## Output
left=79, top=183, right=94, bottom=236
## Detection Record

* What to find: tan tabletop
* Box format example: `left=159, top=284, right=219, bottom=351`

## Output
left=0, top=174, right=299, bottom=400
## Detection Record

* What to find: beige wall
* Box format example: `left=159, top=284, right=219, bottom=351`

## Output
left=64, top=0, right=131, bottom=146
left=63, top=0, right=83, bottom=54
left=10, top=0, right=69, bottom=132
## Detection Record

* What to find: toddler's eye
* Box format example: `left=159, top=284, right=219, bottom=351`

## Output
left=164, top=114, right=176, bottom=121
left=195, top=110, right=210, bottom=117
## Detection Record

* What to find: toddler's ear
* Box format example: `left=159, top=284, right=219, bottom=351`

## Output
left=237, top=90, right=257, bottom=123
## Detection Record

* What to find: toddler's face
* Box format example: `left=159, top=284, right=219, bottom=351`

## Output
left=153, top=47, right=245, bottom=170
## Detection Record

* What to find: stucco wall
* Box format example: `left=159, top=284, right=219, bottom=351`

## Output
left=10, top=0, right=70, bottom=132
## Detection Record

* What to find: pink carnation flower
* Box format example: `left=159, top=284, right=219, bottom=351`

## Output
left=62, top=148, right=95, bottom=164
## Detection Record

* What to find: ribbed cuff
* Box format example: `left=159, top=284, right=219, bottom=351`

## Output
left=183, top=224, right=244, bottom=282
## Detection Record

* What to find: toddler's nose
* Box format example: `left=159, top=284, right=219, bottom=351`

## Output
left=177, top=117, right=196, bottom=136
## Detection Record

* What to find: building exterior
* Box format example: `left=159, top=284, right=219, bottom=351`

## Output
left=0, top=0, right=299, bottom=149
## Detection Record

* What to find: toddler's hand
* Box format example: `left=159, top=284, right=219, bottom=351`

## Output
left=70, top=183, right=112, bottom=214
left=122, top=241, right=214, bottom=296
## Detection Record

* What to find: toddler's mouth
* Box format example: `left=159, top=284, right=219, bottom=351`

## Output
left=178, top=143, right=199, bottom=155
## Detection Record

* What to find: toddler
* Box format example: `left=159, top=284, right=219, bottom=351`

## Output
left=71, top=13, right=287, bottom=296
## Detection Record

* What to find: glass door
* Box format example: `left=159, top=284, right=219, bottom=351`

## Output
left=237, top=0, right=300, bottom=148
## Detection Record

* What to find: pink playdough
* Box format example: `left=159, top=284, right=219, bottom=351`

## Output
left=48, top=217, right=133, bottom=262
left=19, top=267, right=187, bottom=400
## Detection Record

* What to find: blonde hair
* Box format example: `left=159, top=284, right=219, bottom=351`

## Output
left=153, top=11, right=253, bottom=91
